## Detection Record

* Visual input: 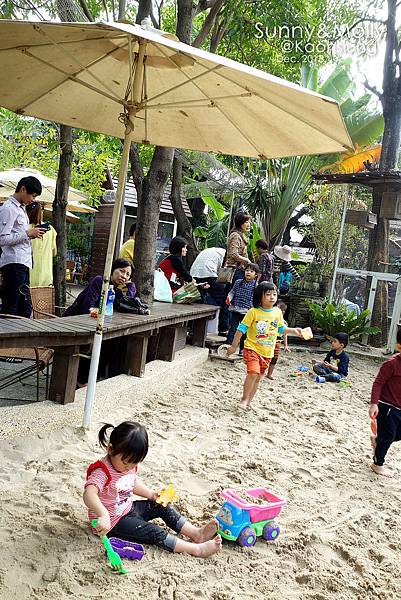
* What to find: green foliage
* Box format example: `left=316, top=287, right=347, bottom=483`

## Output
left=302, top=61, right=384, bottom=152
left=194, top=217, right=229, bottom=249
left=215, top=0, right=361, bottom=81
left=299, top=184, right=369, bottom=278
left=0, top=109, right=118, bottom=206
left=200, top=191, right=226, bottom=220
left=308, top=299, right=380, bottom=338
left=243, top=155, right=316, bottom=248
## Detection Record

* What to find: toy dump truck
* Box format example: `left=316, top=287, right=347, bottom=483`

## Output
left=216, top=487, right=287, bottom=547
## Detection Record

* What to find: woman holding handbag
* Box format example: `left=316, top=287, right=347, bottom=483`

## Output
left=217, top=212, right=252, bottom=335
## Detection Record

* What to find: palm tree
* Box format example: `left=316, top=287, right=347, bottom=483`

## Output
left=243, top=60, right=384, bottom=247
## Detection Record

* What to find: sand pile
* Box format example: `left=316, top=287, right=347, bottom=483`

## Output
left=0, top=350, right=400, bottom=600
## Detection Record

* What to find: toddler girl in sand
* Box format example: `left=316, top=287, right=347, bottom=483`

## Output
left=84, top=421, right=221, bottom=557
left=227, top=282, right=303, bottom=410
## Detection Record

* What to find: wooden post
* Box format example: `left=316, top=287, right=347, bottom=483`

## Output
left=125, top=333, right=151, bottom=377
left=157, top=326, right=180, bottom=361
left=192, top=318, right=208, bottom=347
left=50, top=345, right=80, bottom=404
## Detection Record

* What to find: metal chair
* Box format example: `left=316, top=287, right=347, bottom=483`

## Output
left=0, top=286, right=55, bottom=402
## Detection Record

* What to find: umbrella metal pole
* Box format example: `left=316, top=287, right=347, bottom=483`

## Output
left=329, top=186, right=348, bottom=303
left=83, top=127, right=132, bottom=429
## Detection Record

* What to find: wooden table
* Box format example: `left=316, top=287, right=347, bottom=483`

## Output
left=0, top=302, right=217, bottom=404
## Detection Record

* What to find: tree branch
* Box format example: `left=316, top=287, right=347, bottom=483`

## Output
left=193, top=0, right=225, bottom=48
left=364, top=77, right=383, bottom=100
left=77, top=0, right=94, bottom=21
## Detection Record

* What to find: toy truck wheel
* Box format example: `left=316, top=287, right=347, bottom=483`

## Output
left=263, top=522, right=280, bottom=541
left=237, top=527, right=257, bottom=547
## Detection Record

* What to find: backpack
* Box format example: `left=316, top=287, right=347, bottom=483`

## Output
left=278, top=271, right=291, bottom=295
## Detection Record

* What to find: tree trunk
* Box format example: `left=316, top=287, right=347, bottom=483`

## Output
left=282, top=206, right=309, bottom=245
left=134, top=147, right=174, bottom=303
left=176, top=0, right=194, bottom=43
left=137, top=0, right=153, bottom=24
left=129, top=143, right=144, bottom=202
left=367, top=0, right=401, bottom=347
left=170, top=153, right=198, bottom=265
left=53, top=125, right=73, bottom=315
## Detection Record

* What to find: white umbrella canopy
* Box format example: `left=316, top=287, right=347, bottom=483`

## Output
left=0, top=186, right=83, bottom=223
left=0, top=168, right=96, bottom=213
left=0, top=20, right=353, bottom=158
left=0, top=19, right=353, bottom=428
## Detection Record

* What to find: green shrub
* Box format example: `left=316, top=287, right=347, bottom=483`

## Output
left=307, top=299, right=380, bottom=338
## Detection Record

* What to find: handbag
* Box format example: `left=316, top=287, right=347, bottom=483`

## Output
left=115, top=295, right=150, bottom=315
left=173, top=281, right=201, bottom=304
left=154, top=269, right=173, bottom=303
left=216, top=266, right=235, bottom=284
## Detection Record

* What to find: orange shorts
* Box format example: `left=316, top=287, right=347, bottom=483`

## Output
left=243, top=348, right=271, bottom=375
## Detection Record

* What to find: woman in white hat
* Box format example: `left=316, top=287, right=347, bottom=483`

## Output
left=273, top=245, right=301, bottom=294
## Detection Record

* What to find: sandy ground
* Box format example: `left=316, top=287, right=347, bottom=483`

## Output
left=0, top=349, right=400, bottom=600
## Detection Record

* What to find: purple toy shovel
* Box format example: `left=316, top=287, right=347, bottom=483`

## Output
left=109, top=538, right=145, bottom=560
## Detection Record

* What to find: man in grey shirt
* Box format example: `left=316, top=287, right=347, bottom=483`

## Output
left=0, top=176, right=44, bottom=317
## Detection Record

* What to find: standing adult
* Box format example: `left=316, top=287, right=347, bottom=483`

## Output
left=273, top=245, right=301, bottom=294
left=119, top=222, right=136, bottom=263
left=190, top=246, right=227, bottom=331
left=255, top=239, right=274, bottom=283
left=220, top=212, right=252, bottom=336
left=225, top=212, right=252, bottom=282
left=26, top=202, right=57, bottom=287
left=0, top=176, right=44, bottom=316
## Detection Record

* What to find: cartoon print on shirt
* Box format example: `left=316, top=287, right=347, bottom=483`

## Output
left=255, top=317, right=280, bottom=347
left=115, top=473, right=136, bottom=515
left=255, top=320, right=269, bottom=339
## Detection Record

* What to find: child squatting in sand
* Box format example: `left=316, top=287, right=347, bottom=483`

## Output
left=84, top=421, right=221, bottom=557
left=312, top=332, right=349, bottom=382
left=227, top=282, right=303, bottom=410
left=369, top=328, right=401, bottom=478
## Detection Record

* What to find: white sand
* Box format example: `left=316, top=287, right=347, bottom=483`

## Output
left=0, top=349, right=400, bottom=600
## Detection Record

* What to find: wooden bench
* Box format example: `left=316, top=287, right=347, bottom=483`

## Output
left=0, top=302, right=217, bottom=405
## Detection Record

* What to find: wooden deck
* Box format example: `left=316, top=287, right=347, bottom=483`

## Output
left=0, top=302, right=217, bottom=404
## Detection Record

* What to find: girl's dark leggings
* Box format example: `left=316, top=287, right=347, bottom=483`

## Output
left=107, top=500, right=187, bottom=552
left=374, top=402, right=401, bottom=466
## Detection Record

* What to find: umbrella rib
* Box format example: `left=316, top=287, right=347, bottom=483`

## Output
left=213, top=102, right=264, bottom=158
left=213, top=69, right=353, bottom=150
left=0, top=33, right=129, bottom=53
left=145, top=51, right=222, bottom=105
left=145, top=93, right=252, bottom=110
left=18, top=49, right=123, bottom=110
left=31, top=24, right=126, bottom=101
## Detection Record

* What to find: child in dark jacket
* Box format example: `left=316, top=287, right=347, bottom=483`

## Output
left=226, top=263, right=259, bottom=353
left=369, top=329, right=401, bottom=477
left=313, top=332, right=349, bottom=382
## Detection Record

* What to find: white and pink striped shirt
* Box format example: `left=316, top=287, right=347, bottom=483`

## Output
left=85, top=456, right=137, bottom=531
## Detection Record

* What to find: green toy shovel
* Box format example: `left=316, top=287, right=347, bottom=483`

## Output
left=91, top=519, right=128, bottom=575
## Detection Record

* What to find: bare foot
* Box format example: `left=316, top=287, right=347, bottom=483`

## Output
left=266, top=374, right=274, bottom=380
left=239, top=400, right=250, bottom=411
left=370, top=463, right=393, bottom=477
left=193, top=518, right=219, bottom=543
left=195, top=535, right=222, bottom=557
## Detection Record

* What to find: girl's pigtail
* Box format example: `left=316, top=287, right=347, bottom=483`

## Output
left=98, top=423, right=114, bottom=449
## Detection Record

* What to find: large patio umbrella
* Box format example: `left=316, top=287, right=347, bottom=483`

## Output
left=0, top=168, right=96, bottom=213
left=0, top=19, right=353, bottom=428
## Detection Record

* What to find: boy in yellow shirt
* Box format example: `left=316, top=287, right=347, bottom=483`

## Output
left=227, top=282, right=302, bottom=410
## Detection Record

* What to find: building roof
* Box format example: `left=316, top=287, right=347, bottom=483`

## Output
left=313, top=171, right=401, bottom=190
left=111, top=178, right=192, bottom=218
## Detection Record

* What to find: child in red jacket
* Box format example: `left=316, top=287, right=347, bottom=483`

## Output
left=369, top=329, right=401, bottom=477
